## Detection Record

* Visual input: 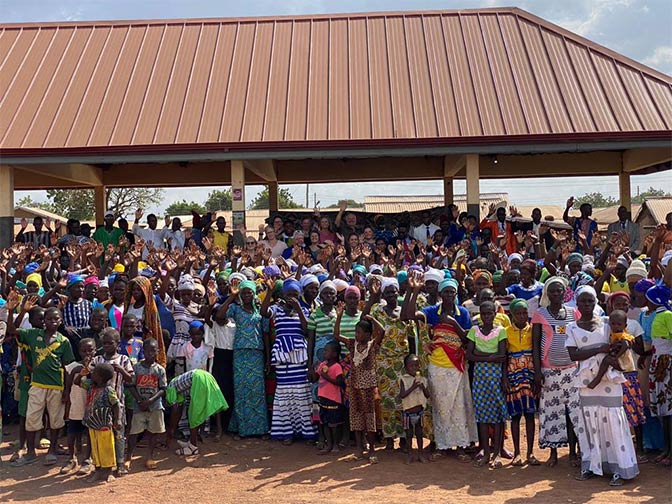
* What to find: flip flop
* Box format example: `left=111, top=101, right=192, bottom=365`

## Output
left=457, top=453, right=472, bottom=463
left=175, top=444, right=199, bottom=456
left=11, top=456, right=38, bottom=467
left=489, top=457, right=503, bottom=469
left=368, top=456, right=379, bottom=464
left=145, top=459, right=158, bottom=470
left=43, top=454, right=58, bottom=466
left=526, top=455, right=541, bottom=466
left=511, top=455, right=524, bottom=467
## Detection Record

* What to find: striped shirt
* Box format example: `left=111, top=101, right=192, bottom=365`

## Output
left=531, top=305, right=577, bottom=369
left=307, top=306, right=336, bottom=339
left=17, top=230, right=51, bottom=247
left=269, top=304, right=309, bottom=367
left=338, top=311, right=361, bottom=356
left=63, top=298, right=93, bottom=330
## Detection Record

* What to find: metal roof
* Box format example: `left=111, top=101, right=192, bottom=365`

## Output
left=363, top=193, right=508, bottom=214
left=1, top=7, right=671, bottom=157
left=635, top=198, right=672, bottom=225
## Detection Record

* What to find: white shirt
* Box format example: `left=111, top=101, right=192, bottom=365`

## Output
left=205, top=320, right=235, bottom=351
left=65, top=362, right=87, bottom=421
left=163, top=228, right=186, bottom=251
left=260, top=239, right=288, bottom=258
left=132, top=223, right=167, bottom=258
left=412, top=223, right=440, bottom=245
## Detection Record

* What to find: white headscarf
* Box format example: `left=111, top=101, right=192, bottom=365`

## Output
left=177, top=274, right=196, bottom=292
left=540, top=276, right=569, bottom=307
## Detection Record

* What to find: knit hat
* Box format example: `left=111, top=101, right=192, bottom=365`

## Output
left=625, top=259, right=647, bottom=281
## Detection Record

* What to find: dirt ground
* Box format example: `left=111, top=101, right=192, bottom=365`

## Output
left=0, top=424, right=669, bottom=504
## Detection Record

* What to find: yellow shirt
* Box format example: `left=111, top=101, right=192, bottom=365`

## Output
left=474, top=312, right=511, bottom=329
left=608, top=276, right=629, bottom=294
left=211, top=230, right=231, bottom=250
left=506, top=323, right=533, bottom=353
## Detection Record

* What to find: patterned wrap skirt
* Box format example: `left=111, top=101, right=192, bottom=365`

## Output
left=506, top=350, right=538, bottom=417
left=649, top=348, right=672, bottom=418
left=622, top=370, right=646, bottom=427
left=472, top=361, right=508, bottom=423
left=538, top=367, right=581, bottom=449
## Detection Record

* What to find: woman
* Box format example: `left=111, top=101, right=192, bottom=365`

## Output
left=566, top=286, right=638, bottom=486
left=308, top=231, right=322, bottom=261
left=402, top=273, right=476, bottom=461
left=216, top=279, right=269, bottom=438
left=124, top=276, right=166, bottom=366
left=167, top=275, right=201, bottom=375
left=260, top=226, right=287, bottom=259
left=531, top=276, right=580, bottom=467
left=368, top=277, right=413, bottom=448
left=318, top=216, right=337, bottom=244
left=261, top=278, right=317, bottom=444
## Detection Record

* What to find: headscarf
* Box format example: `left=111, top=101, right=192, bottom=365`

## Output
left=318, top=280, right=337, bottom=295
left=25, top=262, right=40, bottom=274
left=113, top=263, right=126, bottom=273
left=566, top=253, right=583, bottom=266
left=397, top=270, right=408, bottom=284
left=381, top=277, right=399, bottom=292
left=124, top=276, right=166, bottom=366
left=84, top=276, right=100, bottom=287
left=189, top=320, right=205, bottom=332
left=520, top=259, right=537, bottom=275
left=228, top=272, right=246, bottom=284
left=263, top=265, right=281, bottom=278
left=282, top=279, right=302, bottom=296
left=369, top=264, right=383, bottom=275
left=239, top=280, right=257, bottom=293
left=472, top=269, right=493, bottom=286
left=332, top=279, right=349, bottom=292
left=344, top=285, right=361, bottom=299
left=540, top=276, right=569, bottom=307
left=509, top=298, right=528, bottom=312
left=66, top=274, right=84, bottom=290
left=178, top=274, right=195, bottom=292
left=424, top=268, right=444, bottom=284
left=299, top=274, right=319, bottom=289
left=625, top=260, right=647, bottom=281
left=575, top=285, right=597, bottom=300
left=193, top=283, right=206, bottom=296
left=616, top=255, right=629, bottom=269
left=645, top=285, right=672, bottom=311
left=352, top=264, right=367, bottom=276
left=217, top=269, right=231, bottom=280
left=492, top=270, right=503, bottom=284
left=99, top=278, right=109, bottom=288
left=439, top=278, right=458, bottom=293
left=607, top=291, right=630, bottom=313
left=508, top=253, right=523, bottom=265
left=26, top=273, right=42, bottom=288
left=634, top=278, right=655, bottom=293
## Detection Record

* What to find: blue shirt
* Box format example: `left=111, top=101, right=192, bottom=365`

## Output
left=506, top=282, right=543, bottom=300
left=421, top=304, right=472, bottom=330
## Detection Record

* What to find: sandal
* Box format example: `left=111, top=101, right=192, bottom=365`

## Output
left=9, top=450, right=23, bottom=463
left=576, top=470, right=594, bottom=481
left=457, top=453, right=471, bottom=463
left=10, top=456, right=38, bottom=467
left=489, top=457, right=503, bottom=469
left=60, top=458, right=78, bottom=474
left=175, top=443, right=199, bottom=456
left=369, top=456, right=379, bottom=464
left=473, top=458, right=487, bottom=468
left=511, top=455, right=523, bottom=467
left=636, top=454, right=649, bottom=464
left=659, top=457, right=671, bottom=467
left=77, top=459, right=94, bottom=475
left=609, top=474, right=624, bottom=487
left=145, top=459, right=158, bottom=470
left=526, top=455, right=541, bottom=466
left=43, top=453, right=58, bottom=466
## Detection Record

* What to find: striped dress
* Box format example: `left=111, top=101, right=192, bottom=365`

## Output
left=269, top=304, right=317, bottom=440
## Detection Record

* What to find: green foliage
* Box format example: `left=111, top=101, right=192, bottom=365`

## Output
left=326, top=199, right=363, bottom=208
left=165, top=199, right=206, bottom=216
left=572, top=192, right=617, bottom=209
left=15, top=195, right=55, bottom=212
left=632, top=186, right=672, bottom=204
left=204, top=189, right=232, bottom=212
left=43, top=188, right=164, bottom=220
left=249, top=187, right=302, bottom=210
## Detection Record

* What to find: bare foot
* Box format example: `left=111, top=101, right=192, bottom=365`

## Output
left=546, top=455, right=558, bottom=467
left=330, top=446, right=340, bottom=454
left=418, top=453, right=429, bottom=464
left=569, top=454, right=581, bottom=467
left=317, top=447, right=331, bottom=455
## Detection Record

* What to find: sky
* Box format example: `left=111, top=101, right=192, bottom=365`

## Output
left=5, top=0, right=672, bottom=214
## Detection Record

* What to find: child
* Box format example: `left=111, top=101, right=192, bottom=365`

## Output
left=172, top=320, right=213, bottom=372
left=587, top=310, right=632, bottom=389
left=61, top=338, right=97, bottom=475
left=466, top=300, right=508, bottom=469
left=75, top=362, right=121, bottom=483
left=315, top=340, right=344, bottom=455
left=398, top=354, right=430, bottom=464
left=92, top=328, right=134, bottom=474
left=505, top=299, right=539, bottom=466
left=334, top=303, right=386, bottom=463
left=119, top=313, right=144, bottom=366
left=7, top=299, right=74, bottom=467
left=127, top=338, right=167, bottom=470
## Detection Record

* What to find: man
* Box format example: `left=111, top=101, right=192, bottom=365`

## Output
left=412, top=211, right=440, bottom=246
left=563, top=197, right=597, bottom=251
left=480, top=204, right=517, bottom=255
left=335, top=200, right=362, bottom=238
left=607, top=206, right=641, bottom=253
left=209, top=216, right=233, bottom=253
left=299, top=217, right=314, bottom=247
left=16, top=216, right=52, bottom=247
left=118, top=218, right=135, bottom=246
left=92, top=210, right=125, bottom=248
left=163, top=216, right=185, bottom=251
left=58, top=218, right=87, bottom=246
left=133, top=208, right=166, bottom=258
left=515, top=208, right=554, bottom=251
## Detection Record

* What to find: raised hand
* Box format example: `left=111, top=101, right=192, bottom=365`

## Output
left=6, top=289, right=20, bottom=311
left=566, top=196, right=575, bottom=209
left=22, top=294, right=40, bottom=312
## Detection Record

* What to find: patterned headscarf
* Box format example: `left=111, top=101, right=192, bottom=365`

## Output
left=472, top=269, right=493, bottom=286
left=125, top=276, right=166, bottom=366
left=540, top=276, right=569, bottom=307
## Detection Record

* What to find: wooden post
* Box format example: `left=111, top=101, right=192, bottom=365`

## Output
left=466, top=154, right=480, bottom=219
left=94, top=186, right=107, bottom=226
left=0, top=165, right=15, bottom=247
left=619, top=171, right=631, bottom=213
left=268, top=181, right=279, bottom=213
left=443, top=177, right=454, bottom=206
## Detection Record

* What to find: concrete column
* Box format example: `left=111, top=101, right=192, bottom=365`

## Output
left=466, top=154, right=480, bottom=219
left=443, top=177, right=454, bottom=206
left=94, top=186, right=107, bottom=226
left=268, top=181, right=279, bottom=213
left=619, top=171, right=631, bottom=213
left=0, top=165, right=15, bottom=247
left=231, top=160, right=246, bottom=234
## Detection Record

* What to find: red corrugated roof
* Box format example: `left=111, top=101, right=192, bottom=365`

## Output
left=1, top=7, right=670, bottom=156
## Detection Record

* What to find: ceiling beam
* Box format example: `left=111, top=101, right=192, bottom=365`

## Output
left=622, top=147, right=672, bottom=173
left=12, top=163, right=103, bottom=186
left=243, top=159, right=276, bottom=181
left=444, top=155, right=466, bottom=178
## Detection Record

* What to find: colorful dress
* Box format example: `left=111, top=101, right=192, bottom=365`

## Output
left=649, top=308, right=672, bottom=418
left=467, top=326, right=508, bottom=423
left=81, top=380, right=119, bottom=469
left=268, top=304, right=317, bottom=440
left=371, top=303, right=412, bottom=439
left=505, top=323, right=538, bottom=416
left=226, top=303, right=269, bottom=436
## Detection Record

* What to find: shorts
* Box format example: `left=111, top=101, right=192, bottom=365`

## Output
left=17, top=379, right=30, bottom=417
left=129, top=410, right=166, bottom=435
left=89, top=428, right=116, bottom=468
left=25, top=386, right=66, bottom=432
left=318, top=397, right=345, bottom=427
left=403, top=409, right=425, bottom=430
left=67, top=419, right=86, bottom=435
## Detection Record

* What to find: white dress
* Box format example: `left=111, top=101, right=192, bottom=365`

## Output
left=566, top=322, right=639, bottom=479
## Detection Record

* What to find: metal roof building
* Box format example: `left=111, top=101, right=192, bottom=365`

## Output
left=0, top=7, right=670, bottom=245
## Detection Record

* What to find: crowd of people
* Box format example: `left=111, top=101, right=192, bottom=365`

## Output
left=0, top=197, right=671, bottom=487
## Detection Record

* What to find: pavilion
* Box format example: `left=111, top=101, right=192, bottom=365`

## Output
left=1, top=7, right=670, bottom=246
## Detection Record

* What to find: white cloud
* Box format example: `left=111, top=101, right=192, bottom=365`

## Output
left=644, top=45, right=672, bottom=69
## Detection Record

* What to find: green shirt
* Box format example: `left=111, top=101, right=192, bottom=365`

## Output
left=18, top=328, right=74, bottom=390
left=307, top=306, right=337, bottom=338
left=467, top=326, right=507, bottom=354
left=92, top=226, right=125, bottom=247
left=338, top=311, right=361, bottom=356
left=651, top=309, right=672, bottom=340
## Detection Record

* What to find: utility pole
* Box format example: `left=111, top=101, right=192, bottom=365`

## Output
left=306, top=184, right=309, bottom=208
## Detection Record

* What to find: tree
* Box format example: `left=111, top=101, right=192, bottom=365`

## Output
left=248, top=187, right=302, bottom=210
left=45, top=188, right=164, bottom=220
left=15, top=195, right=55, bottom=212
left=326, top=199, right=363, bottom=209
left=204, top=189, right=232, bottom=212
left=572, top=192, right=617, bottom=209
left=165, top=199, right=206, bottom=216
left=632, top=186, right=672, bottom=204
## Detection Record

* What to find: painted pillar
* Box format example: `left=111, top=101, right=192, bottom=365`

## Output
left=231, top=160, right=246, bottom=236
left=0, top=165, right=15, bottom=247
left=466, top=154, right=480, bottom=219
left=268, top=181, right=279, bottom=213
left=94, top=186, right=107, bottom=226
left=619, top=171, right=631, bottom=213
left=443, top=177, right=454, bottom=206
